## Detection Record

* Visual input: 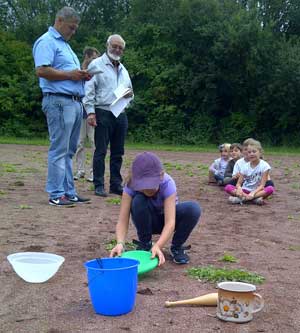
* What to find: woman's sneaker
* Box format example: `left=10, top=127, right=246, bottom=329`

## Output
left=49, top=196, right=75, bottom=207
left=228, top=196, right=243, bottom=205
left=170, top=245, right=191, bottom=264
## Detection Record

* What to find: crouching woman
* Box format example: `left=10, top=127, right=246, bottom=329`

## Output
left=110, top=152, right=201, bottom=265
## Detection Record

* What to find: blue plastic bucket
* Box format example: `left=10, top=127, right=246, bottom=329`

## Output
left=84, top=257, right=139, bottom=316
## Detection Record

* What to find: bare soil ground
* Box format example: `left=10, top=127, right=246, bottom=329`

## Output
left=0, top=144, right=300, bottom=333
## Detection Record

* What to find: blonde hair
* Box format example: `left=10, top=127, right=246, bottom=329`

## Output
left=218, top=143, right=231, bottom=152
left=247, top=139, right=264, bottom=157
left=243, top=138, right=256, bottom=147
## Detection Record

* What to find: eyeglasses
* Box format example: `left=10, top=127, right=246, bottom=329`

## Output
left=110, top=44, right=124, bottom=51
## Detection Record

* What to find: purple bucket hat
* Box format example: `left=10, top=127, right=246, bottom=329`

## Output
left=130, top=152, right=163, bottom=191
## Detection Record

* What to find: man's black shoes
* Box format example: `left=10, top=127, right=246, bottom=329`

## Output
left=109, top=185, right=123, bottom=196
left=95, top=186, right=108, bottom=197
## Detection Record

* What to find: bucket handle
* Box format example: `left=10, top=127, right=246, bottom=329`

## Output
left=87, top=258, right=104, bottom=286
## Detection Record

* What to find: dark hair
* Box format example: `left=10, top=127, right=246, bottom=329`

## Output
left=83, top=46, right=100, bottom=58
left=55, top=7, right=80, bottom=22
left=230, top=143, right=242, bottom=151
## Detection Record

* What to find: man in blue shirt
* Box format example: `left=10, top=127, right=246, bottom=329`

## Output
left=33, top=7, right=91, bottom=206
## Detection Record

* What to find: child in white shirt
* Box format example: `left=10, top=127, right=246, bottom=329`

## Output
left=225, top=140, right=275, bottom=205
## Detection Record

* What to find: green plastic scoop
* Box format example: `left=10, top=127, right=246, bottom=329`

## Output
left=121, top=250, right=158, bottom=275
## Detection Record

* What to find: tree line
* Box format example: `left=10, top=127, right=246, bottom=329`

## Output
left=0, top=0, right=300, bottom=145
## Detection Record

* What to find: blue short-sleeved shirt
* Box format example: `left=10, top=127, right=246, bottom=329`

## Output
left=32, top=26, right=85, bottom=96
left=124, top=173, right=178, bottom=213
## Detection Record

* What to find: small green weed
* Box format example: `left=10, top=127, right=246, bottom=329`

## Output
left=106, top=197, right=121, bottom=205
left=88, top=184, right=95, bottom=191
left=20, top=167, right=39, bottom=174
left=16, top=204, right=33, bottom=209
left=288, top=245, right=300, bottom=251
left=219, top=252, right=238, bottom=263
left=13, top=181, right=25, bottom=186
left=175, top=163, right=183, bottom=170
left=186, top=265, right=265, bottom=284
left=197, top=163, right=208, bottom=171
left=0, top=190, right=7, bottom=196
left=0, top=163, right=18, bottom=173
left=105, top=239, right=136, bottom=251
left=291, top=184, right=300, bottom=190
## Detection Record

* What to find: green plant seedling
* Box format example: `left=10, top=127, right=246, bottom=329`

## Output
left=219, top=252, right=238, bottom=263
left=105, top=239, right=136, bottom=251
left=0, top=163, right=18, bottom=173
left=288, top=215, right=294, bottom=220
left=175, top=163, right=183, bottom=170
left=88, top=184, right=95, bottom=191
left=106, top=197, right=121, bottom=205
left=16, top=204, right=33, bottom=209
left=197, top=163, right=208, bottom=170
left=13, top=181, right=25, bottom=186
left=288, top=245, right=300, bottom=251
left=20, top=167, right=39, bottom=174
left=186, top=265, right=265, bottom=284
left=0, top=190, right=7, bottom=196
left=291, top=184, right=300, bottom=190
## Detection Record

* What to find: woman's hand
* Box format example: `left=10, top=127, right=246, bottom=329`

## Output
left=151, top=244, right=165, bottom=266
left=110, top=243, right=124, bottom=257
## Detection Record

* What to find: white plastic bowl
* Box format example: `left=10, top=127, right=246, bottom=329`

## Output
left=7, top=252, right=65, bottom=283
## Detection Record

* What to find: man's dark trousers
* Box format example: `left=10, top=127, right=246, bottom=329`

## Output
left=93, top=108, right=128, bottom=190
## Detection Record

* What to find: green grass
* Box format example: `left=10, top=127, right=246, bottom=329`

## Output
left=0, top=137, right=49, bottom=146
left=219, top=252, right=238, bottom=263
left=105, top=239, right=136, bottom=251
left=106, top=197, right=121, bottom=205
left=186, top=265, right=265, bottom=284
left=1, top=136, right=300, bottom=155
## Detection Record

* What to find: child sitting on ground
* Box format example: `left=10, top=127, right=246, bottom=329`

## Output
left=230, top=138, right=256, bottom=185
left=223, top=143, right=243, bottom=185
left=224, top=140, right=274, bottom=205
left=208, top=143, right=231, bottom=185
left=231, top=137, right=275, bottom=187
left=110, top=152, right=201, bottom=265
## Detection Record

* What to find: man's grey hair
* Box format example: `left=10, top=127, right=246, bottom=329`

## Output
left=55, top=7, right=80, bottom=22
left=107, top=34, right=126, bottom=48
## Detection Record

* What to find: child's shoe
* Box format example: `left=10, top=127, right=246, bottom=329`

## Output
left=228, top=196, right=243, bottom=205
left=253, top=197, right=264, bottom=205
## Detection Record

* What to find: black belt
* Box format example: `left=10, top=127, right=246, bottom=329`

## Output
left=43, top=92, right=82, bottom=102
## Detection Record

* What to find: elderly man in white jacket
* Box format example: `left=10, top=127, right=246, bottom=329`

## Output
left=83, top=34, right=133, bottom=197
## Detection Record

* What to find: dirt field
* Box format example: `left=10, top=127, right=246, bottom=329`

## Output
left=0, top=144, right=300, bottom=333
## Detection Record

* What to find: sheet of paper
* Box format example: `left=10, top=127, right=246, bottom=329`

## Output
left=113, top=85, right=131, bottom=99
left=110, top=97, right=132, bottom=118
